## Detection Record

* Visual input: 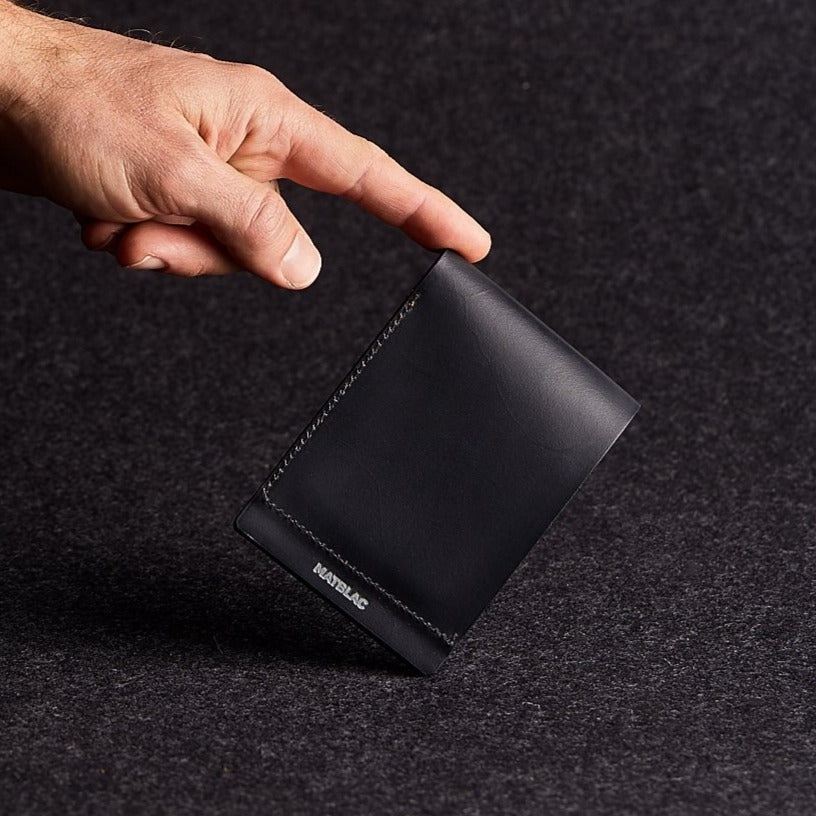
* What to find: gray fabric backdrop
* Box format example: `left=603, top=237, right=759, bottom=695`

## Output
left=2, top=1, right=814, bottom=813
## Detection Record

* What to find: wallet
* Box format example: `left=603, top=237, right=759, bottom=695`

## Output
left=234, top=250, right=639, bottom=674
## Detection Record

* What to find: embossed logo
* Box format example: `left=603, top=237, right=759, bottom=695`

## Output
left=313, top=562, right=369, bottom=610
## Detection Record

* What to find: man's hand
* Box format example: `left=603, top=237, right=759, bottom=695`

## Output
left=0, top=2, right=490, bottom=288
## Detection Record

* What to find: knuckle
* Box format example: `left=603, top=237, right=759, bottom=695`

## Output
left=238, top=63, right=285, bottom=93
left=356, top=137, right=390, bottom=169
left=343, top=139, right=389, bottom=202
left=243, top=191, right=288, bottom=246
left=363, top=137, right=389, bottom=159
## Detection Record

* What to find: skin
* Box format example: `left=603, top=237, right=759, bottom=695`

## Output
left=0, top=1, right=490, bottom=288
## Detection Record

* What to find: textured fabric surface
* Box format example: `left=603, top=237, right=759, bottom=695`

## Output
left=1, top=1, right=814, bottom=813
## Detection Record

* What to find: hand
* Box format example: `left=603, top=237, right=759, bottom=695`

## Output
left=0, top=3, right=490, bottom=288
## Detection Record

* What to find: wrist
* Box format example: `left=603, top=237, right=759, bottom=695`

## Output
left=0, top=3, right=66, bottom=120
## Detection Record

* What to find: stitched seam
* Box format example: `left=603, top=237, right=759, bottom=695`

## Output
left=259, top=289, right=456, bottom=647
left=264, top=493, right=456, bottom=647
left=263, top=292, right=421, bottom=488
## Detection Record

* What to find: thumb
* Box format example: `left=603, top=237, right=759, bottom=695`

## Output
left=170, top=150, right=322, bottom=289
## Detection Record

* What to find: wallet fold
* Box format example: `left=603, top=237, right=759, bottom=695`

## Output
left=235, top=250, right=639, bottom=674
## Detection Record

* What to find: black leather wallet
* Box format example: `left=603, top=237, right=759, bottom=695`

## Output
left=235, top=250, right=639, bottom=674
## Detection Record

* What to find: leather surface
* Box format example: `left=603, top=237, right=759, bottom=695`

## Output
left=235, top=250, right=639, bottom=673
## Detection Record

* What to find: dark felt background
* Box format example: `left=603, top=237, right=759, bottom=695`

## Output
left=2, top=1, right=815, bottom=813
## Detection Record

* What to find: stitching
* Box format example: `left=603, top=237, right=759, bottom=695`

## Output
left=259, top=289, right=456, bottom=647
left=264, top=493, right=456, bottom=647
left=264, top=292, right=421, bottom=488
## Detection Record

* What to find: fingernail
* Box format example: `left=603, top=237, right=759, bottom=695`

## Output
left=98, top=226, right=126, bottom=251
left=281, top=232, right=321, bottom=289
left=126, top=255, right=167, bottom=271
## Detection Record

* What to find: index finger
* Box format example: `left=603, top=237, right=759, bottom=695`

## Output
left=279, top=98, right=491, bottom=262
